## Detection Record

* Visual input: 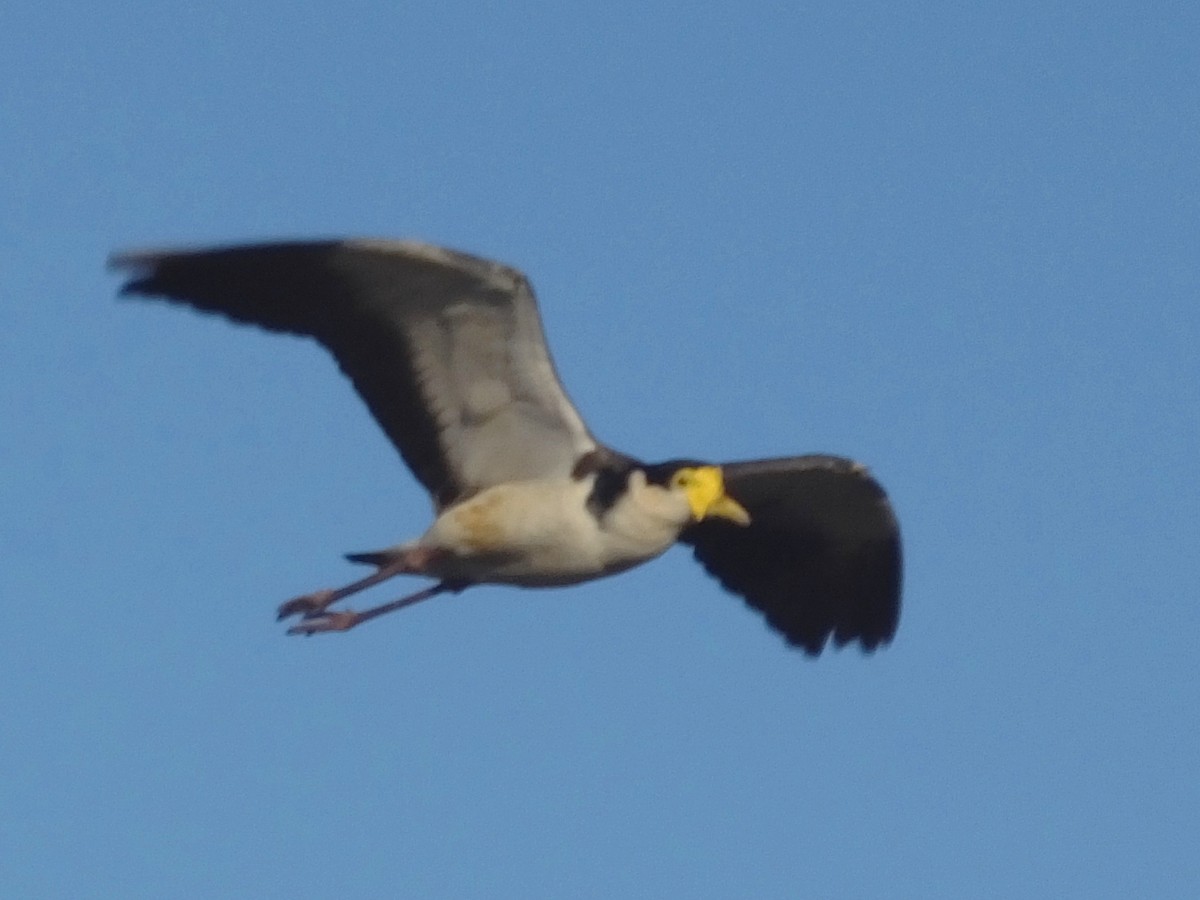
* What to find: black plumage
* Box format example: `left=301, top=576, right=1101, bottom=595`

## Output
left=682, top=456, right=900, bottom=653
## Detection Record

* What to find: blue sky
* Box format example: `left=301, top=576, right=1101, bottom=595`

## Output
left=3, top=1, right=1197, bottom=897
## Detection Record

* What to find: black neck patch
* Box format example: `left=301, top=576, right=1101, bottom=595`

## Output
left=586, top=464, right=633, bottom=519
left=573, top=449, right=637, bottom=520
left=575, top=452, right=712, bottom=520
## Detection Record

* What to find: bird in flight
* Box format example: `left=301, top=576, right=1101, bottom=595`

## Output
left=112, top=240, right=901, bottom=654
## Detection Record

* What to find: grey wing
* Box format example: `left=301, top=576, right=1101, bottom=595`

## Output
left=111, top=239, right=599, bottom=507
left=681, top=456, right=901, bottom=655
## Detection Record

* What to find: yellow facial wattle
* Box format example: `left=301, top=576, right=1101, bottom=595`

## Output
left=676, top=466, right=751, bottom=525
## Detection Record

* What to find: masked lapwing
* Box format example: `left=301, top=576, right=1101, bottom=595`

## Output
left=111, top=240, right=901, bottom=654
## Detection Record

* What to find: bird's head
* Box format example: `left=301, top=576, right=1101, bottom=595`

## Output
left=644, top=462, right=751, bottom=526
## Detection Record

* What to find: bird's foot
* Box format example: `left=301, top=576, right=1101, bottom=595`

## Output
left=282, top=580, right=463, bottom=636
left=276, top=555, right=425, bottom=622
left=277, top=589, right=337, bottom=621
left=286, top=609, right=362, bottom=635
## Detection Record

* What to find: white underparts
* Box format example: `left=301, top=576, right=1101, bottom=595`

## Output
left=411, top=472, right=692, bottom=588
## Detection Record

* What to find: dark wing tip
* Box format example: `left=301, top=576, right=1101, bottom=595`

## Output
left=683, top=455, right=902, bottom=656
left=108, top=240, right=353, bottom=336
left=109, top=248, right=166, bottom=297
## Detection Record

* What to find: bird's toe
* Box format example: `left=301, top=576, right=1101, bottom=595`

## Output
left=285, top=610, right=361, bottom=636
left=276, top=588, right=337, bottom=621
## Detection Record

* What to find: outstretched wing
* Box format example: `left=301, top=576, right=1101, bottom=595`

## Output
left=682, top=455, right=901, bottom=654
left=112, top=240, right=599, bottom=508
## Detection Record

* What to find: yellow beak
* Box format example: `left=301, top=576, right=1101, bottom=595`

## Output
left=705, top=492, right=752, bottom=525
left=682, top=466, right=752, bottom=525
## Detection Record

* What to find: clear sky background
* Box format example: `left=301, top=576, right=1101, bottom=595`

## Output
left=3, top=2, right=1197, bottom=897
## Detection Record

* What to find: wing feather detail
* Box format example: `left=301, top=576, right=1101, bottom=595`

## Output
left=112, top=239, right=598, bottom=507
left=682, top=455, right=901, bottom=654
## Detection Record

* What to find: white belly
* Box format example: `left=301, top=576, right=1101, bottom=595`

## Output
left=419, top=477, right=687, bottom=587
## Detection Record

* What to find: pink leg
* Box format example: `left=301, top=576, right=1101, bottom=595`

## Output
left=275, top=546, right=442, bottom=621
left=286, top=580, right=467, bottom=636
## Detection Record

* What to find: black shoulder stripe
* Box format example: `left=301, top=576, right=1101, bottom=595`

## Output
left=577, top=450, right=639, bottom=520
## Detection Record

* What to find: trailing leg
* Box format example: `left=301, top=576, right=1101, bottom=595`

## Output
left=275, top=545, right=444, bottom=621
left=285, top=580, right=469, bottom=635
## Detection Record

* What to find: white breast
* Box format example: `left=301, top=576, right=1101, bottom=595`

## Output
left=418, top=472, right=691, bottom=588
